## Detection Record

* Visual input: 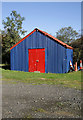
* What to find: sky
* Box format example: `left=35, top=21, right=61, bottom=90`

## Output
left=1, top=2, right=81, bottom=37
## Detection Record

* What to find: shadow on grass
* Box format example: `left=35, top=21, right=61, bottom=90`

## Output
left=0, top=64, right=10, bottom=70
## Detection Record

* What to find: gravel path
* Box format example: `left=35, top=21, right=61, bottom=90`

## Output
left=2, top=80, right=82, bottom=119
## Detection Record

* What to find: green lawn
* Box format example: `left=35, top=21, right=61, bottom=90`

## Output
left=1, top=68, right=82, bottom=90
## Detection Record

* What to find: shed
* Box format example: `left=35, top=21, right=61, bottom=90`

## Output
left=10, top=28, right=73, bottom=73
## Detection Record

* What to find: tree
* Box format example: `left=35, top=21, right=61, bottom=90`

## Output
left=2, top=10, right=27, bottom=46
left=56, top=26, right=79, bottom=44
left=70, top=36, right=83, bottom=65
left=2, top=10, right=27, bottom=64
left=0, top=29, right=2, bottom=64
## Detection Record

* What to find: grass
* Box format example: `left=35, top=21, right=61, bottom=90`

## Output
left=35, top=108, right=46, bottom=113
left=32, top=107, right=46, bottom=113
left=1, top=68, right=82, bottom=90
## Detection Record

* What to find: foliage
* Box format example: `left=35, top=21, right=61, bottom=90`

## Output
left=56, top=26, right=82, bottom=65
left=2, top=68, right=81, bottom=90
left=70, top=36, right=83, bottom=65
left=56, top=26, right=79, bottom=44
left=0, top=30, right=2, bottom=64
left=2, top=11, right=27, bottom=64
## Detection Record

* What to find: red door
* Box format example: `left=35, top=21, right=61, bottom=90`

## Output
left=28, top=48, right=45, bottom=73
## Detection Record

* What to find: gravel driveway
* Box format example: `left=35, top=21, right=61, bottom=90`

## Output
left=2, top=80, right=82, bottom=119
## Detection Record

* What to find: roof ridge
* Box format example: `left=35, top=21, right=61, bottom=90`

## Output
left=37, top=28, right=73, bottom=49
left=10, top=28, right=73, bottom=50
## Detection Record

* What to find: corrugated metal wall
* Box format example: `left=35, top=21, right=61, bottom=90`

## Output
left=66, top=49, right=73, bottom=72
left=10, top=30, right=73, bottom=73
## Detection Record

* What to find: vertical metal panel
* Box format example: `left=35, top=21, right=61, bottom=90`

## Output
left=54, top=43, right=67, bottom=73
left=45, top=48, right=47, bottom=73
left=19, top=43, right=21, bottom=71
left=12, top=49, right=14, bottom=70
left=58, top=45, right=62, bottom=73
left=46, top=38, right=67, bottom=73
left=45, top=37, right=48, bottom=73
left=10, top=49, right=13, bottom=70
left=51, top=40, right=54, bottom=73
left=15, top=44, right=18, bottom=70
left=17, top=44, right=20, bottom=71
left=22, top=41, right=24, bottom=71
left=37, top=32, right=42, bottom=48
left=61, top=45, right=63, bottom=73
left=19, top=43, right=22, bottom=71
left=22, top=40, right=26, bottom=72
left=57, top=44, right=60, bottom=73
left=13, top=47, right=15, bottom=70
left=62, top=47, right=67, bottom=73
left=21, top=42, right=23, bottom=71
left=47, top=37, right=52, bottom=73
left=26, top=49, right=28, bottom=72
left=32, top=32, right=37, bottom=48
left=15, top=46, right=17, bottom=71
left=66, top=49, right=73, bottom=72
left=49, top=37, right=52, bottom=72
left=51, top=39, right=55, bottom=73
left=57, top=43, right=64, bottom=73
left=54, top=41, right=57, bottom=73
left=36, top=31, right=46, bottom=48
left=10, top=50, right=12, bottom=70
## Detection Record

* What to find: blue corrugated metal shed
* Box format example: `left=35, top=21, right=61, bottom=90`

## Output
left=10, top=28, right=73, bottom=73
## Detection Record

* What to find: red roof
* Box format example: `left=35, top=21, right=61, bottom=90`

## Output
left=10, top=28, right=73, bottom=50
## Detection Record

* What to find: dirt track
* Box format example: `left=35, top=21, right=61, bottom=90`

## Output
left=2, top=80, right=82, bottom=119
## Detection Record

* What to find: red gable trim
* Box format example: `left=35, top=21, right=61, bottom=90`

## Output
left=37, top=29, right=73, bottom=49
left=10, top=28, right=73, bottom=50
left=10, top=29, right=36, bottom=50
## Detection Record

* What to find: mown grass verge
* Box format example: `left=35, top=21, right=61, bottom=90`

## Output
left=1, top=68, right=82, bottom=90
